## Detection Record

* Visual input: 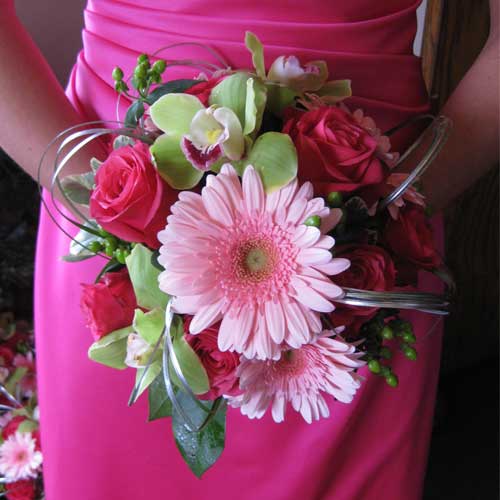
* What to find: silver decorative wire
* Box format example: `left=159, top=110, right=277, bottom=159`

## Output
left=378, top=115, right=452, bottom=211
left=162, top=301, right=224, bottom=432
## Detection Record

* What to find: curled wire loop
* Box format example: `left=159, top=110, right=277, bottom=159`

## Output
left=379, top=115, right=452, bottom=211
left=162, top=302, right=225, bottom=433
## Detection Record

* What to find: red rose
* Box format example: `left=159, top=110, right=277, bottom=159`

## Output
left=5, top=480, right=35, bottom=500
left=283, top=106, right=387, bottom=194
left=184, top=77, right=224, bottom=106
left=90, top=142, right=178, bottom=249
left=0, top=346, right=14, bottom=365
left=330, top=245, right=396, bottom=331
left=80, top=269, right=137, bottom=340
left=184, top=319, right=240, bottom=400
left=384, top=204, right=441, bottom=272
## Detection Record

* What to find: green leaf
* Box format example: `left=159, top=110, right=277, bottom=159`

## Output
left=90, top=157, right=102, bottom=173
left=243, top=77, right=267, bottom=136
left=150, top=133, right=204, bottom=189
left=244, top=132, right=298, bottom=192
left=88, top=325, right=133, bottom=369
left=124, top=100, right=145, bottom=128
left=125, top=244, right=170, bottom=310
left=316, top=79, right=352, bottom=103
left=209, top=72, right=251, bottom=129
left=113, top=135, right=135, bottom=150
left=169, top=316, right=210, bottom=395
left=145, top=79, right=199, bottom=105
left=133, top=308, right=165, bottom=345
left=265, top=83, right=298, bottom=116
left=5, top=367, right=28, bottom=395
left=65, top=220, right=103, bottom=261
left=245, top=32, right=266, bottom=79
left=17, top=420, right=38, bottom=434
left=148, top=373, right=174, bottom=421
left=129, top=360, right=162, bottom=404
left=60, top=171, right=95, bottom=206
left=172, top=392, right=227, bottom=477
left=95, top=259, right=123, bottom=283
left=150, top=93, right=203, bottom=135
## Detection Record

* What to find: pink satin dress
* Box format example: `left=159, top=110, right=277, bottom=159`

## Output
left=34, top=1, right=443, bottom=499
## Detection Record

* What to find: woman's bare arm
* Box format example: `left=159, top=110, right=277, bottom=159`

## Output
left=422, top=0, right=499, bottom=211
left=0, top=1, right=98, bottom=189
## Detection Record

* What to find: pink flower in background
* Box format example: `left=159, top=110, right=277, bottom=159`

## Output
left=13, top=353, right=36, bottom=395
left=0, top=431, right=42, bottom=480
left=229, top=331, right=365, bottom=423
left=158, top=165, right=349, bottom=360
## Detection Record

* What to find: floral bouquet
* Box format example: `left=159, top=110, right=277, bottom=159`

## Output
left=0, top=317, right=43, bottom=499
left=39, top=33, right=452, bottom=476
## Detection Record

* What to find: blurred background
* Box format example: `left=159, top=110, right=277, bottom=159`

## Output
left=1, top=0, right=498, bottom=498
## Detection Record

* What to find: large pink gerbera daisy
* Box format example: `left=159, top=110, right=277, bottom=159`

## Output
left=0, top=431, right=42, bottom=481
left=229, top=331, right=366, bottom=423
left=158, top=165, right=350, bottom=360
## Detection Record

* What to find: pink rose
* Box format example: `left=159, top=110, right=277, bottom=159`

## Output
left=90, top=142, right=178, bottom=249
left=330, top=245, right=396, bottom=332
left=184, top=319, right=240, bottom=400
left=383, top=204, right=441, bottom=272
left=283, top=106, right=388, bottom=194
left=80, top=269, right=138, bottom=340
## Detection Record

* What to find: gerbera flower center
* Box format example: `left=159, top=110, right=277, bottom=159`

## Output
left=235, top=238, right=277, bottom=283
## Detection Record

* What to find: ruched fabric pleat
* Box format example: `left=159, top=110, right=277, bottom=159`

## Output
left=35, top=2, right=443, bottom=499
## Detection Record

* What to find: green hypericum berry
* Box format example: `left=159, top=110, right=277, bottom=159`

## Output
left=114, top=81, right=128, bottom=93
left=381, top=325, right=394, bottom=340
left=304, top=215, right=321, bottom=227
left=368, top=359, right=381, bottom=374
left=402, top=332, right=416, bottom=344
left=150, top=71, right=162, bottom=84
left=380, top=346, right=392, bottom=359
left=403, top=345, right=417, bottom=361
left=134, top=63, right=148, bottom=79
left=115, top=248, right=126, bottom=264
left=380, top=365, right=391, bottom=378
left=152, top=59, right=167, bottom=74
left=327, top=191, right=343, bottom=208
left=137, top=54, right=149, bottom=65
left=87, top=240, right=102, bottom=253
left=385, top=373, right=399, bottom=387
left=104, top=241, right=115, bottom=257
left=112, top=67, right=124, bottom=81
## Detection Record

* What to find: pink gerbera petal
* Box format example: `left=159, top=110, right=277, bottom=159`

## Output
left=158, top=165, right=350, bottom=359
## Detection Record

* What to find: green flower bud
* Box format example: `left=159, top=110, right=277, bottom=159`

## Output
left=112, top=67, right=124, bottom=81
left=134, top=63, right=148, bottom=79
left=104, top=241, right=115, bottom=257
left=380, top=346, right=392, bottom=359
left=327, top=191, right=343, bottom=208
left=137, top=54, right=149, bottom=65
left=402, top=332, right=416, bottom=344
left=152, top=59, right=167, bottom=74
left=381, top=325, right=394, bottom=340
left=380, top=365, right=391, bottom=378
left=87, top=240, right=103, bottom=253
left=150, top=71, right=162, bottom=84
left=304, top=215, right=321, bottom=227
left=385, top=373, right=399, bottom=387
left=403, top=345, right=417, bottom=361
left=114, top=81, right=128, bottom=93
left=368, top=359, right=381, bottom=374
left=114, top=247, right=127, bottom=265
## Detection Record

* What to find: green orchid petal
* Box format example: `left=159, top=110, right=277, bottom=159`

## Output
left=265, top=83, right=298, bottom=116
left=213, top=107, right=245, bottom=160
left=150, top=93, right=204, bottom=134
left=316, top=79, right=352, bottom=103
left=133, top=308, right=165, bottom=345
left=150, top=133, right=204, bottom=189
left=209, top=72, right=250, bottom=129
left=245, top=31, right=266, bottom=79
left=245, top=132, right=298, bottom=193
left=243, top=77, right=267, bottom=136
left=88, top=325, right=134, bottom=370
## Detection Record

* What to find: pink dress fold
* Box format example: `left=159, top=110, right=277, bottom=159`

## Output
left=34, top=1, right=443, bottom=498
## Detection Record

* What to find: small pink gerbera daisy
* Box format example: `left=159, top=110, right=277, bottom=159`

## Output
left=0, top=431, right=42, bottom=481
left=158, top=165, right=350, bottom=360
left=229, top=330, right=366, bottom=423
